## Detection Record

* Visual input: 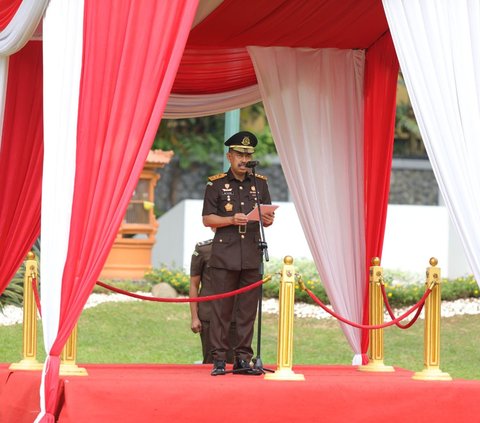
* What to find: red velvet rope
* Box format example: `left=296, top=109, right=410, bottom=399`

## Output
left=305, top=287, right=432, bottom=330
left=380, top=284, right=425, bottom=329
left=95, top=276, right=270, bottom=303
left=31, top=277, right=42, bottom=317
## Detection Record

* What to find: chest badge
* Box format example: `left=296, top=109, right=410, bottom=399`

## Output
left=225, top=203, right=233, bottom=212
left=222, top=183, right=233, bottom=193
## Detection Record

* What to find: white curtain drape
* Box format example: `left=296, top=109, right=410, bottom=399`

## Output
left=383, top=0, right=480, bottom=284
left=41, top=0, right=83, bottom=354
left=164, top=84, right=261, bottom=118
left=0, top=0, right=48, bottom=55
left=37, top=0, right=83, bottom=419
left=248, top=46, right=366, bottom=359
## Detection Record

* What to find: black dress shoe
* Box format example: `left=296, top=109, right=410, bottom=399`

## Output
left=211, top=360, right=226, bottom=376
left=233, top=359, right=261, bottom=376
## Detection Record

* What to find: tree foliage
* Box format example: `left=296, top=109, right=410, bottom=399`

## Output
left=153, top=115, right=226, bottom=172
left=394, top=73, right=425, bottom=157
left=152, top=104, right=277, bottom=173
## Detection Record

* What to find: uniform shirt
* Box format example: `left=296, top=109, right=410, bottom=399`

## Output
left=202, top=168, right=272, bottom=271
left=190, top=240, right=213, bottom=322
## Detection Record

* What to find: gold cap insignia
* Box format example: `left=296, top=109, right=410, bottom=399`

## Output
left=241, top=136, right=251, bottom=146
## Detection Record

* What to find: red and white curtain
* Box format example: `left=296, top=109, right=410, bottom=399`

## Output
left=1, top=2, right=477, bottom=420
left=0, top=0, right=47, bottom=54
left=248, top=42, right=398, bottom=363
left=36, top=0, right=199, bottom=421
left=249, top=47, right=367, bottom=360
left=0, top=0, right=400, bottom=379
left=165, top=1, right=399, bottom=361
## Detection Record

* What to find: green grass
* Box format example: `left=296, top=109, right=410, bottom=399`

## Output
left=1, top=301, right=479, bottom=380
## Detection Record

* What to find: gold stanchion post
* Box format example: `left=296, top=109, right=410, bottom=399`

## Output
left=413, top=257, right=451, bottom=381
left=60, top=324, right=88, bottom=376
left=359, top=257, right=394, bottom=372
left=264, top=256, right=304, bottom=381
left=10, top=252, right=44, bottom=371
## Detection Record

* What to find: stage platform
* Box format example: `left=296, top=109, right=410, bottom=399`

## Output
left=1, top=363, right=480, bottom=422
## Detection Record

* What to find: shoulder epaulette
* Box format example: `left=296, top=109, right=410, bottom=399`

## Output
left=255, top=173, right=268, bottom=181
left=208, top=173, right=227, bottom=182
left=197, top=239, right=213, bottom=247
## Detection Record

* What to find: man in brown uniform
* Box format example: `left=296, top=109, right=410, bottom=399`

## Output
left=202, top=131, right=275, bottom=376
left=189, top=237, right=237, bottom=364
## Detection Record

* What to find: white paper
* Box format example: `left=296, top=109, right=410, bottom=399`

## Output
left=246, top=204, right=279, bottom=221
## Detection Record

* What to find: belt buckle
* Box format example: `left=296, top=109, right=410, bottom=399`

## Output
left=238, top=225, right=246, bottom=234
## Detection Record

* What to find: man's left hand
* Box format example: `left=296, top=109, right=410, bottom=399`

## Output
left=262, top=212, right=275, bottom=227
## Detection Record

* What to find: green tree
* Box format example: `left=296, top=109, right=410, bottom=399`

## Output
left=152, top=105, right=277, bottom=211
left=152, top=104, right=277, bottom=171
left=394, top=73, right=425, bottom=157
left=153, top=115, right=226, bottom=172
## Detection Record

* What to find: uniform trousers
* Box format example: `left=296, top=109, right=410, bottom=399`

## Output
left=209, top=267, right=261, bottom=362
left=200, top=321, right=237, bottom=364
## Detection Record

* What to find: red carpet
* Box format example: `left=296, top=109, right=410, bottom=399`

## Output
left=2, top=363, right=480, bottom=422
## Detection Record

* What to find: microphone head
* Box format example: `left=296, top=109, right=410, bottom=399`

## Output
left=245, top=160, right=259, bottom=168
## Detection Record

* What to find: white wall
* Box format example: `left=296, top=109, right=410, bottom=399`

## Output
left=383, top=205, right=446, bottom=276
left=152, top=199, right=471, bottom=278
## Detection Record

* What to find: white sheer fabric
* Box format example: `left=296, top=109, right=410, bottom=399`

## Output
left=383, top=0, right=480, bottom=285
left=0, top=0, right=48, bottom=55
left=164, top=84, right=261, bottom=118
left=248, top=46, right=366, bottom=355
left=37, top=1, right=83, bottom=419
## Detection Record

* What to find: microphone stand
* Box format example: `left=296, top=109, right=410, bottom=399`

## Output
left=249, top=163, right=274, bottom=374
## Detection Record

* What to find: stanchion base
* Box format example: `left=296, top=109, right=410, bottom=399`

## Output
left=358, top=361, right=395, bottom=373
left=264, top=368, right=305, bottom=381
left=9, top=359, right=44, bottom=371
left=60, top=363, right=89, bottom=376
left=412, top=368, right=452, bottom=381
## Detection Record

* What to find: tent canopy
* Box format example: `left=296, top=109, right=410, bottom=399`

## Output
left=3, top=2, right=480, bottom=422
left=188, top=0, right=387, bottom=48
left=172, top=0, right=389, bottom=94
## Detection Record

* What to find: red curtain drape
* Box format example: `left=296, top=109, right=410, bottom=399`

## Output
left=0, top=0, right=22, bottom=30
left=361, top=32, right=399, bottom=361
left=176, top=0, right=388, bottom=96
left=172, top=47, right=256, bottom=94
left=188, top=0, right=387, bottom=49
left=37, top=1, right=198, bottom=421
left=0, top=41, right=42, bottom=296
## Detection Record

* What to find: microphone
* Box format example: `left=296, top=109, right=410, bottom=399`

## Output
left=245, top=160, right=259, bottom=168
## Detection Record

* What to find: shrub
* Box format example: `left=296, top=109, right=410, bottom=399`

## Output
left=439, top=275, right=479, bottom=301
left=144, top=266, right=190, bottom=295
left=7, top=256, right=474, bottom=310
left=0, top=277, right=23, bottom=313
left=0, top=239, right=40, bottom=313
left=143, top=261, right=480, bottom=309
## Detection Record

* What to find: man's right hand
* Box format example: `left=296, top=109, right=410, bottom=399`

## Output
left=191, top=317, right=202, bottom=333
left=232, top=213, right=248, bottom=226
